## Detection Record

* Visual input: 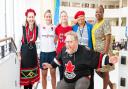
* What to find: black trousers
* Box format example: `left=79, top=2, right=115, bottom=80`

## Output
left=24, top=84, right=32, bottom=89
left=59, top=65, right=64, bottom=80
left=88, top=69, right=94, bottom=89
left=57, top=77, right=90, bottom=89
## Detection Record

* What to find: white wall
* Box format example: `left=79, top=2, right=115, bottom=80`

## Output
left=60, top=6, right=128, bottom=19
left=0, top=0, right=128, bottom=40
left=0, top=53, right=20, bottom=89
left=6, top=0, right=14, bottom=38
left=0, top=0, right=16, bottom=39
left=40, top=0, right=54, bottom=24
left=111, top=26, right=127, bottom=42
left=14, top=0, right=41, bottom=48
left=0, top=0, right=6, bottom=38
left=60, top=6, right=128, bottom=41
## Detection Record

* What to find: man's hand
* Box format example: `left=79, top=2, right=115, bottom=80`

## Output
left=42, top=63, right=52, bottom=69
left=109, top=55, right=118, bottom=64
left=96, top=55, right=118, bottom=72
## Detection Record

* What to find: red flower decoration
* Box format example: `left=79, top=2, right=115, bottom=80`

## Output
left=65, top=61, right=75, bottom=73
left=25, top=8, right=36, bottom=16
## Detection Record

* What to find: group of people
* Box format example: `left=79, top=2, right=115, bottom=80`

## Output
left=17, top=5, right=118, bottom=89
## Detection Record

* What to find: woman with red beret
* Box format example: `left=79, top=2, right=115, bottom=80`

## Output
left=72, top=10, right=94, bottom=89
left=17, top=8, right=40, bottom=89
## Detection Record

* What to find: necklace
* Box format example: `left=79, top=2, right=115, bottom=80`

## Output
left=27, top=28, right=34, bottom=43
left=27, top=28, right=35, bottom=49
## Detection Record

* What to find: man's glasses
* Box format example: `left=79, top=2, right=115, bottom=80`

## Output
left=65, top=40, right=75, bottom=43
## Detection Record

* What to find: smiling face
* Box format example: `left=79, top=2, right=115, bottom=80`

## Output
left=77, top=15, right=85, bottom=25
left=60, top=11, right=68, bottom=24
left=65, top=32, right=78, bottom=54
left=44, top=11, right=52, bottom=25
left=26, top=12, right=35, bottom=25
left=95, top=7, right=104, bottom=21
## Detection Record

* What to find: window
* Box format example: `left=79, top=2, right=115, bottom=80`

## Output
left=120, top=78, right=126, bottom=87
left=85, top=3, right=89, bottom=8
left=121, top=56, right=126, bottom=65
left=104, top=5, right=107, bottom=9
left=106, top=18, right=119, bottom=26
left=116, top=5, right=119, bottom=8
left=61, top=1, right=69, bottom=6
left=122, top=0, right=127, bottom=7
left=108, top=5, right=115, bottom=9
left=90, top=4, right=95, bottom=8
left=121, top=17, right=126, bottom=26
left=71, top=2, right=81, bottom=7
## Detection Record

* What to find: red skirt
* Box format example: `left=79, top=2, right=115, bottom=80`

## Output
left=20, top=66, right=40, bottom=86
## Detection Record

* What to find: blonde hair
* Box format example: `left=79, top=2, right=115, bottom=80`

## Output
left=44, top=9, right=51, bottom=17
left=60, top=10, right=68, bottom=16
left=60, top=10, right=68, bottom=25
left=65, top=31, right=78, bottom=41
left=44, top=9, right=52, bottom=23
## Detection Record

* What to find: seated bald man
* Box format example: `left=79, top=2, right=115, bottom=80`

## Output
left=43, top=31, right=118, bottom=89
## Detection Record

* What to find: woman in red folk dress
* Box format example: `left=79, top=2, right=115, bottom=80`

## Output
left=18, top=8, right=40, bottom=89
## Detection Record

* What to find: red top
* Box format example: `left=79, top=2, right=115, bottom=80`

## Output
left=22, top=25, right=37, bottom=44
left=55, top=24, right=72, bottom=55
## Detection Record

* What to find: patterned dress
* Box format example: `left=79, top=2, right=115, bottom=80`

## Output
left=92, top=19, right=112, bottom=53
left=55, top=24, right=72, bottom=55
left=20, top=25, right=40, bottom=86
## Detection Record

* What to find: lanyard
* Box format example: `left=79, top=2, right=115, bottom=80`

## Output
left=79, top=27, right=84, bottom=38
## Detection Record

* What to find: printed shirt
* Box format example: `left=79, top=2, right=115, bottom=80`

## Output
left=76, top=26, right=88, bottom=46
left=39, top=24, right=56, bottom=52
left=55, top=24, right=72, bottom=54
left=92, top=20, right=111, bottom=53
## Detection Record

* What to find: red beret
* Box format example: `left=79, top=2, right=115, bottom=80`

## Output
left=74, top=11, right=85, bottom=19
left=25, top=8, right=36, bottom=16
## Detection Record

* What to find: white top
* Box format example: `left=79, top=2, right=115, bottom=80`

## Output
left=77, top=25, right=88, bottom=46
left=39, top=24, right=56, bottom=52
